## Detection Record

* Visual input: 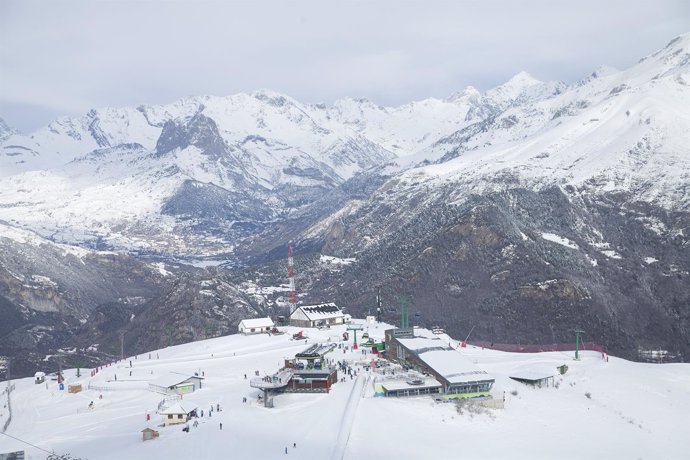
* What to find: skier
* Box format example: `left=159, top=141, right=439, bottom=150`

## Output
left=216, top=403, right=219, bottom=411
left=220, top=422, right=223, bottom=430
left=285, top=447, right=288, bottom=454
left=293, top=442, right=296, bottom=448
left=244, top=374, right=247, bottom=379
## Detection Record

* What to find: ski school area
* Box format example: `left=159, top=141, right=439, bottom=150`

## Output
left=1, top=317, right=689, bottom=460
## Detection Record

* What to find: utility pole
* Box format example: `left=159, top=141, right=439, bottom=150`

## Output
left=376, top=287, right=382, bottom=323
left=573, top=328, right=585, bottom=360
left=398, top=296, right=409, bottom=329
left=287, top=241, right=297, bottom=314
left=119, top=331, right=126, bottom=361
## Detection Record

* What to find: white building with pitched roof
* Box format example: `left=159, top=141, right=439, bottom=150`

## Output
left=148, top=372, right=204, bottom=395
left=238, top=317, right=274, bottom=334
left=160, top=402, right=196, bottom=426
left=289, top=303, right=348, bottom=328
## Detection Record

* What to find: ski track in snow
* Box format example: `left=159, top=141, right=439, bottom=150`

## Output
left=329, top=374, right=365, bottom=460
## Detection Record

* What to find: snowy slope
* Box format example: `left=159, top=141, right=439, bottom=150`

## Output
left=0, top=33, right=688, bottom=258
left=1, top=322, right=688, bottom=460
left=398, top=34, right=690, bottom=209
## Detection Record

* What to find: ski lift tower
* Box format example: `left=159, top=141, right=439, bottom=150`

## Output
left=376, top=287, right=383, bottom=323
left=287, top=241, right=297, bottom=315
left=573, top=328, right=585, bottom=360
left=397, top=295, right=410, bottom=329
left=347, top=324, right=364, bottom=350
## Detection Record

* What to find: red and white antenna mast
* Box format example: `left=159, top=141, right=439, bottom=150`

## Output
left=287, top=241, right=297, bottom=314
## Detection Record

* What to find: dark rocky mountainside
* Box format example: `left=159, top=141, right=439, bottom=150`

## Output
left=0, top=225, right=255, bottom=377
left=301, top=187, right=689, bottom=360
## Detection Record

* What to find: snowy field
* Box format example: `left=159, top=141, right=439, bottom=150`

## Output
left=1, top=321, right=688, bottom=460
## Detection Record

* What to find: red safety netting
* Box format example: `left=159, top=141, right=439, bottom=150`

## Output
left=467, top=340, right=608, bottom=355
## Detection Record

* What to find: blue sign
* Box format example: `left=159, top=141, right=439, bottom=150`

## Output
left=59, top=383, right=64, bottom=390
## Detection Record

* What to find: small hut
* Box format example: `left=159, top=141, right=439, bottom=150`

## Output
left=141, top=428, right=160, bottom=441
left=160, top=403, right=196, bottom=426
left=68, top=383, right=83, bottom=393
left=34, top=372, right=46, bottom=384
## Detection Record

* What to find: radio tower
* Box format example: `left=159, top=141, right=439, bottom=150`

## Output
left=287, top=241, right=297, bottom=314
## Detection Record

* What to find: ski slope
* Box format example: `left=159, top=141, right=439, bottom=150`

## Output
left=1, top=321, right=688, bottom=460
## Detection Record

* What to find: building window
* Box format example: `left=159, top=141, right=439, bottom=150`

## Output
left=178, top=414, right=183, bottom=419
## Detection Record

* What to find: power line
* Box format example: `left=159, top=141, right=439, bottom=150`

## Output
left=0, top=430, right=55, bottom=455
left=0, top=431, right=90, bottom=460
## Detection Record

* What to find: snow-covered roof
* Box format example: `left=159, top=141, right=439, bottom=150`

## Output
left=397, top=336, right=493, bottom=385
left=239, top=317, right=274, bottom=329
left=34, top=372, right=46, bottom=378
left=149, top=372, right=203, bottom=388
left=395, top=336, right=449, bottom=353
left=380, top=378, right=443, bottom=391
left=292, top=303, right=343, bottom=321
left=160, top=402, right=196, bottom=415
left=509, top=367, right=555, bottom=381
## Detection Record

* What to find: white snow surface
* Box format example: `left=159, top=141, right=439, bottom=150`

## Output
left=2, top=322, right=688, bottom=460
left=541, top=232, right=580, bottom=249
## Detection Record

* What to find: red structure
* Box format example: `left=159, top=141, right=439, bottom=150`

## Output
left=287, top=241, right=297, bottom=314
left=468, top=340, right=608, bottom=357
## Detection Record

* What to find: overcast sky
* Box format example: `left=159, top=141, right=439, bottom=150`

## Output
left=1, top=0, right=689, bottom=132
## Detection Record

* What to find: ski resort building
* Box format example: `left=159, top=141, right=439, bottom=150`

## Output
left=238, top=317, right=274, bottom=334
left=148, top=372, right=204, bottom=395
left=385, top=329, right=494, bottom=398
left=287, top=343, right=338, bottom=392
left=509, top=368, right=555, bottom=388
left=377, top=377, right=443, bottom=397
left=250, top=343, right=339, bottom=406
left=160, top=403, right=196, bottom=426
left=289, top=303, right=348, bottom=328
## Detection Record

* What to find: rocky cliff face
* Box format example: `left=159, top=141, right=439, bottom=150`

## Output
left=284, top=186, right=689, bottom=361
left=0, top=224, right=255, bottom=377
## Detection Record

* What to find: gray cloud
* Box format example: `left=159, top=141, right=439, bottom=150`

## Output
left=1, top=0, right=689, bottom=131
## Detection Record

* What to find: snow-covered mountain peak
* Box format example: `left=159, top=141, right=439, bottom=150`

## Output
left=487, top=71, right=541, bottom=97
left=483, top=71, right=566, bottom=110
left=656, top=32, right=690, bottom=58
left=0, top=117, right=17, bottom=141
left=251, top=88, right=299, bottom=107
left=591, top=65, right=619, bottom=79
left=654, top=33, right=690, bottom=72
left=445, top=85, right=482, bottom=104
